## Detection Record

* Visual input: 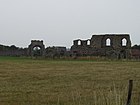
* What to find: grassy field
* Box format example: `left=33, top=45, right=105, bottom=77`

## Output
left=0, top=57, right=140, bottom=105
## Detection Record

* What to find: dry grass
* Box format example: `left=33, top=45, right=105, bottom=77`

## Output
left=0, top=57, right=140, bottom=105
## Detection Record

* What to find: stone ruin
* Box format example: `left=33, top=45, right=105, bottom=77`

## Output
left=28, top=40, right=45, bottom=57
left=28, top=40, right=67, bottom=58
left=71, top=34, right=131, bottom=59
left=0, top=34, right=138, bottom=59
left=46, top=46, right=67, bottom=58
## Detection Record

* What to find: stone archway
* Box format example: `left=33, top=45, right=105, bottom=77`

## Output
left=28, top=40, right=45, bottom=57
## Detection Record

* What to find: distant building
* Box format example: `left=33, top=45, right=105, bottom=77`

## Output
left=0, top=34, right=140, bottom=59
left=71, top=34, right=131, bottom=59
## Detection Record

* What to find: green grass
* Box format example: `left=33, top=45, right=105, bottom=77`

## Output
left=0, top=56, right=140, bottom=105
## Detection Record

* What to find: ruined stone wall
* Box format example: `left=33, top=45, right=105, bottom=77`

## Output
left=90, top=34, right=131, bottom=49
left=0, top=35, right=133, bottom=59
left=71, top=34, right=132, bottom=59
left=46, top=46, right=67, bottom=58
left=71, top=39, right=93, bottom=56
left=28, top=40, right=45, bottom=57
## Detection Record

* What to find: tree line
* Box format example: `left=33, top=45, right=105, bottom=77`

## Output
left=0, top=44, right=25, bottom=51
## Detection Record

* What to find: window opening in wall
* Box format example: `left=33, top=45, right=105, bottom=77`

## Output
left=122, top=38, right=127, bottom=46
left=87, top=40, right=90, bottom=45
left=106, top=38, right=111, bottom=46
left=78, top=40, right=81, bottom=45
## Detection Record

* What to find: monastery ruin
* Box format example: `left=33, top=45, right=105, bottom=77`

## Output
left=0, top=34, right=139, bottom=59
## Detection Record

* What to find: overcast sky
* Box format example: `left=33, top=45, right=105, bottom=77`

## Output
left=0, top=0, right=140, bottom=48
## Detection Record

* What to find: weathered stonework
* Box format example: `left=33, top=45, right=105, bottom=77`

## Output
left=28, top=40, right=45, bottom=57
left=0, top=34, right=134, bottom=59
left=46, top=46, right=67, bottom=58
left=71, top=34, right=131, bottom=59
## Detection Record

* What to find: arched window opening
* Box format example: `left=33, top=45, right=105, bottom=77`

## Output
left=106, top=38, right=111, bottom=46
left=33, top=46, right=41, bottom=56
left=78, top=40, right=81, bottom=45
left=87, top=40, right=90, bottom=45
left=122, top=38, right=127, bottom=46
